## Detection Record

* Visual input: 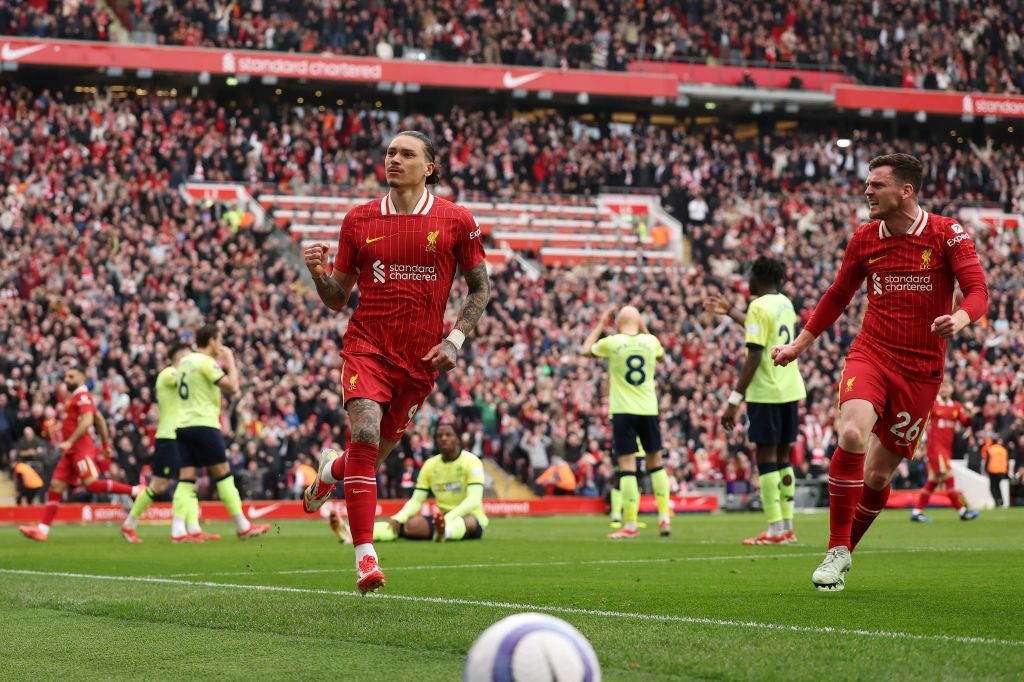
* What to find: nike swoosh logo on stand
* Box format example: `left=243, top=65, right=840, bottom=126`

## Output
left=502, top=71, right=544, bottom=89
left=246, top=503, right=281, bottom=519
left=1, top=43, right=48, bottom=61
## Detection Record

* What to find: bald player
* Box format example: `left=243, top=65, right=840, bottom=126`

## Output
left=582, top=306, right=671, bottom=539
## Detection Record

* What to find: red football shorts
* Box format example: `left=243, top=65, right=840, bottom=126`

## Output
left=837, top=350, right=939, bottom=459
left=926, top=447, right=953, bottom=476
left=52, top=450, right=99, bottom=486
left=340, top=352, right=434, bottom=442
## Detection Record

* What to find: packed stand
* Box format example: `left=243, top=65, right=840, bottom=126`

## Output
left=0, top=0, right=112, bottom=41
left=6, top=1, right=1024, bottom=92
left=0, top=83, right=1022, bottom=504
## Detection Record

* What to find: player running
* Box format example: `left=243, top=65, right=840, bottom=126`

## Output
left=582, top=305, right=671, bottom=539
left=910, top=380, right=980, bottom=522
left=714, top=256, right=805, bottom=545
left=170, top=325, right=269, bottom=543
left=19, top=363, right=144, bottom=542
left=301, top=131, right=491, bottom=593
left=121, top=341, right=219, bottom=542
left=773, top=153, right=988, bottom=591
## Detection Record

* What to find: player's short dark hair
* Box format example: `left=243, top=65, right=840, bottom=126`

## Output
left=61, top=359, right=85, bottom=375
left=395, top=130, right=441, bottom=186
left=168, top=341, right=191, bottom=360
left=195, top=324, right=221, bottom=348
left=868, top=153, right=924, bottom=194
left=750, top=256, right=786, bottom=288
left=434, top=421, right=460, bottom=441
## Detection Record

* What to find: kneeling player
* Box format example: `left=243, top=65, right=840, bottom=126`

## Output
left=367, top=423, right=488, bottom=543
left=911, top=380, right=979, bottom=522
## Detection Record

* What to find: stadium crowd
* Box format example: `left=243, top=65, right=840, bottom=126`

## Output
left=4, top=1, right=1024, bottom=92
left=1, top=82, right=1022, bottom=504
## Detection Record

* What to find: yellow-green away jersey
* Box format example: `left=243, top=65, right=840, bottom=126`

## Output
left=415, top=450, right=488, bottom=525
left=744, top=293, right=806, bottom=403
left=176, top=351, right=226, bottom=429
left=155, top=366, right=182, bottom=439
left=591, top=333, right=664, bottom=416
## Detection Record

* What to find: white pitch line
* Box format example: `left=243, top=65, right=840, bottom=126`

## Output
left=163, top=547, right=982, bottom=578
left=1, top=567, right=1019, bottom=648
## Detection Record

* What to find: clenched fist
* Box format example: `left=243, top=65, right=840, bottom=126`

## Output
left=304, top=242, right=331, bottom=278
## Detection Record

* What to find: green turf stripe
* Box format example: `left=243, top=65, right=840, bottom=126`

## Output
left=2, top=567, right=1021, bottom=649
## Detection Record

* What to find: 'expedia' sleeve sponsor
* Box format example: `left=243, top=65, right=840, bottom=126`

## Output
left=943, top=222, right=988, bottom=323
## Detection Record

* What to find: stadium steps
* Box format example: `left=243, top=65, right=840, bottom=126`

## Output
left=482, top=460, right=537, bottom=500
left=259, top=192, right=680, bottom=266
left=0, top=473, right=15, bottom=505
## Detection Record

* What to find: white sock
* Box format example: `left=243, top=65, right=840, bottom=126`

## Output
left=769, top=520, right=784, bottom=535
left=171, top=517, right=186, bottom=537
left=233, top=514, right=251, bottom=532
left=186, top=520, right=202, bottom=534
left=659, top=514, right=671, bottom=524
left=38, top=523, right=50, bottom=535
left=782, top=518, right=793, bottom=532
left=912, top=508, right=922, bottom=515
left=355, top=543, right=377, bottom=567
left=123, top=515, right=138, bottom=530
left=958, top=507, right=967, bottom=517
left=321, top=452, right=342, bottom=484
left=625, top=522, right=638, bottom=531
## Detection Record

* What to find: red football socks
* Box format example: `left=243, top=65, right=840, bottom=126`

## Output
left=851, top=483, right=890, bottom=551
left=329, top=450, right=348, bottom=482
left=85, top=479, right=134, bottom=495
left=916, top=479, right=938, bottom=510
left=827, top=447, right=865, bottom=549
left=343, top=442, right=380, bottom=546
left=944, top=476, right=965, bottom=511
left=42, top=490, right=61, bottom=526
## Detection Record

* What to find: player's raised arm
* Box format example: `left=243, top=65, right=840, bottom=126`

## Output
left=580, top=306, right=617, bottom=356
left=306, top=241, right=356, bottom=312
left=772, top=236, right=867, bottom=367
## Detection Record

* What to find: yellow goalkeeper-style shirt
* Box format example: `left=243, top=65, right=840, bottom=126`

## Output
left=744, top=293, right=806, bottom=404
left=154, top=365, right=182, bottom=440
left=176, top=351, right=226, bottom=429
left=415, top=450, right=488, bottom=526
left=591, top=333, right=664, bottom=415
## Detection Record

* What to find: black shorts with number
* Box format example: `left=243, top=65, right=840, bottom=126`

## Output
left=612, top=413, right=663, bottom=457
left=152, top=438, right=181, bottom=479
left=746, top=401, right=800, bottom=445
left=175, top=426, right=228, bottom=468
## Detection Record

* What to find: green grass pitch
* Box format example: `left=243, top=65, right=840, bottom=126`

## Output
left=2, top=510, right=1022, bottom=680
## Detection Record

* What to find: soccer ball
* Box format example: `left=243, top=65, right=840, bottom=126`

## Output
left=464, top=612, right=601, bottom=682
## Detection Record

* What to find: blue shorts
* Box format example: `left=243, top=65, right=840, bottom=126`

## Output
left=151, top=438, right=180, bottom=479
left=175, top=426, right=227, bottom=468
left=611, top=413, right=662, bottom=457
left=746, top=401, right=800, bottom=445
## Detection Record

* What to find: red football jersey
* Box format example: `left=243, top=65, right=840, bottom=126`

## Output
left=333, top=190, right=485, bottom=379
left=805, top=209, right=988, bottom=382
left=926, top=398, right=970, bottom=457
left=61, top=385, right=98, bottom=456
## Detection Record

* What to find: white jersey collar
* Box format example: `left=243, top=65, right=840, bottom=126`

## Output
left=879, top=207, right=928, bottom=239
left=380, top=189, right=434, bottom=216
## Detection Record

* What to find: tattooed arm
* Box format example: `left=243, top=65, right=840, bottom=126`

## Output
left=423, top=262, right=491, bottom=372
left=452, top=262, right=491, bottom=337
left=304, top=242, right=356, bottom=312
